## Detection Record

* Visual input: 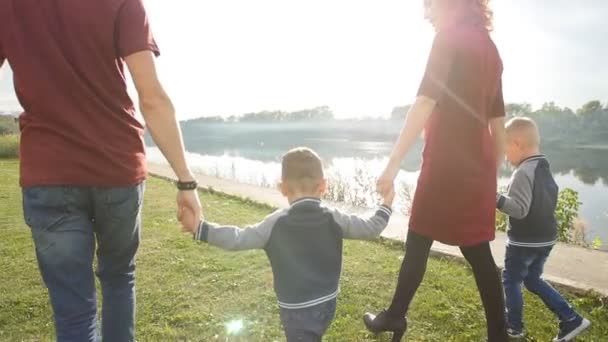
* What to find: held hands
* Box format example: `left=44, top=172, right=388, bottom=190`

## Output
left=381, top=185, right=396, bottom=208
left=177, top=190, right=202, bottom=234
left=377, top=164, right=399, bottom=200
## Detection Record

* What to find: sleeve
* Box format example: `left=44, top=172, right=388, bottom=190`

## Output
left=496, top=167, right=534, bottom=219
left=193, top=209, right=286, bottom=251
left=489, top=78, right=506, bottom=118
left=0, top=40, right=5, bottom=67
left=330, top=205, right=392, bottom=240
left=115, top=0, right=160, bottom=58
left=417, top=32, right=455, bottom=103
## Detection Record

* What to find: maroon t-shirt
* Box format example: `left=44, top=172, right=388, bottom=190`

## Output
left=409, top=24, right=505, bottom=246
left=0, top=0, right=159, bottom=187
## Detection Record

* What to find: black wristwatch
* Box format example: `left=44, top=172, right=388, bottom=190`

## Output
left=176, top=180, right=198, bottom=191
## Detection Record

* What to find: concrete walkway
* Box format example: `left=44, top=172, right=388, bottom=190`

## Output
left=149, top=162, right=608, bottom=297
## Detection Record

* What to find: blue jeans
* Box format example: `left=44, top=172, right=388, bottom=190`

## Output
left=502, top=244, right=577, bottom=332
left=23, top=184, right=144, bottom=342
left=279, top=299, right=337, bottom=342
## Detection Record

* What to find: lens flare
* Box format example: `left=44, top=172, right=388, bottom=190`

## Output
left=226, top=319, right=244, bottom=335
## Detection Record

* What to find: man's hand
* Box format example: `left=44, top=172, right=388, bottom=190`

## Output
left=177, top=190, right=202, bottom=233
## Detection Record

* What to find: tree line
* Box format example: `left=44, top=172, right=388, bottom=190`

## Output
left=504, top=100, right=608, bottom=146
left=183, top=106, right=334, bottom=124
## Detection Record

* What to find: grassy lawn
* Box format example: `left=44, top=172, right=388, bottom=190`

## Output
left=0, top=159, right=606, bottom=341
left=0, top=134, right=19, bottom=158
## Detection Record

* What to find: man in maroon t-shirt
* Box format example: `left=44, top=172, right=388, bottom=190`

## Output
left=0, top=1, right=202, bottom=341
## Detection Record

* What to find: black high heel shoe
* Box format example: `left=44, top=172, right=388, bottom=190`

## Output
left=363, top=310, right=407, bottom=342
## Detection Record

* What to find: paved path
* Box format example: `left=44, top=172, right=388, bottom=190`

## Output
left=149, top=162, right=608, bottom=297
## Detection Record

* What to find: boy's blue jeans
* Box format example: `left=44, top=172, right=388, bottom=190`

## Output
left=22, top=184, right=144, bottom=342
left=279, top=298, right=337, bottom=342
left=502, top=244, right=577, bottom=332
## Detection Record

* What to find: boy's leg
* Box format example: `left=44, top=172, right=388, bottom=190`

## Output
left=23, top=187, right=97, bottom=342
left=387, top=230, right=433, bottom=317
left=279, top=299, right=337, bottom=342
left=460, top=242, right=508, bottom=342
left=523, top=246, right=577, bottom=322
left=501, top=245, right=533, bottom=333
left=92, top=183, right=145, bottom=342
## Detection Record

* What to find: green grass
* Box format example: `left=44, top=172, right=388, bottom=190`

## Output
left=0, top=115, right=19, bottom=135
left=0, top=159, right=606, bottom=341
left=0, top=134, right=19, bottom=158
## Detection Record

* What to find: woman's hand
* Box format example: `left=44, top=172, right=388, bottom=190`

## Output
left=377, top=163, right=399, bottom=197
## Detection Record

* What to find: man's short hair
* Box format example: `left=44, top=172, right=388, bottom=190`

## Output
left=505, top=116, right=540, bottom=147
left=281, top=147, right=324, bottom=193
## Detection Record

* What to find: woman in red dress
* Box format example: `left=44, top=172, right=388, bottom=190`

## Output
left=363, top=1, right=508, bottom=341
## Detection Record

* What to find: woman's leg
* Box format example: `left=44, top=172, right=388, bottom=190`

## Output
left=460, top=242, right=508, bottom=342
left=387, top=230, right=434, bottom=317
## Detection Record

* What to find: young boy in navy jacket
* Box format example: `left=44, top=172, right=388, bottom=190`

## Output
left=194, top=147, right=394, bottom=341
left=497, top=117, right=590, bottom=341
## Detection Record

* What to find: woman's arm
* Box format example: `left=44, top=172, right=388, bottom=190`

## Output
left=489, top=117, right=506, bottom=173
left=377, top=96, right=436, bottom=195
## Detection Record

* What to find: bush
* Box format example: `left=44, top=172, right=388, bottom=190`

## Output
left=496, top=188, right=583, bottom=245
left=0, top=134, right=19, bottom=158
left=555, top=188, right=580, bottom=243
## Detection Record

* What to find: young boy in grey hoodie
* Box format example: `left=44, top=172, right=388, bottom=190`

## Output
left=194, top=147, right=395, bottom=341
left=497, top=117, right=590, bottom=341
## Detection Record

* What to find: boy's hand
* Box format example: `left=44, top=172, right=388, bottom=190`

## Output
left=381, top=186, right=396, bottom=208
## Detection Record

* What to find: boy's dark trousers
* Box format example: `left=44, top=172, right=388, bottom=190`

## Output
left=279, top=299, right=337, bottom=342
left=502, top=244, right=577, bottom=332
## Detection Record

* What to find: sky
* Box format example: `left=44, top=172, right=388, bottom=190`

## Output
left=1, top=0, right=607, bottom=119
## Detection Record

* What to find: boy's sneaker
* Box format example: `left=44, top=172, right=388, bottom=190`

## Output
left=507, top=328, right=524, bottom=339
left=553, top=315, right=591, bottom=342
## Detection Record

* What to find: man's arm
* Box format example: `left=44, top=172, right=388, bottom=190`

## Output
left=194, top=209, right=287, bottom=251
left=117, top=0, right=201, bottom=231
left=125, top=51, right=202, bottom=232
left=496, top=167, right=534, bottom=219
left=125, top=52, right=192, bottom=182
left=330, top=206, right=392, bottom=240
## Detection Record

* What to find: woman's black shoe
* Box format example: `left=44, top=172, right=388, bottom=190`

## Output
left=363, top=310, right=407, bottom=342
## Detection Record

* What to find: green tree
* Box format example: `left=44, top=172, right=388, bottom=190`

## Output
left=537, top=101, right=562, bottom=114
left=505, top=103, right=532, bottom=117
left=577, top=100, right=602, bottom=116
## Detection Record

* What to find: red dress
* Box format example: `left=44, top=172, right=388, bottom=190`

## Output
left=409, top=24, right=505, bottom=246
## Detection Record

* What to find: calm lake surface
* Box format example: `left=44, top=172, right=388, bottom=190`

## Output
left=147, top=122, right=608, bottom=250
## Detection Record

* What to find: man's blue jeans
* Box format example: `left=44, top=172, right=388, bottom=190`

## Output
left=23, top=184, right=144, bottom=342
left=502, top=244, right=576, bottom=332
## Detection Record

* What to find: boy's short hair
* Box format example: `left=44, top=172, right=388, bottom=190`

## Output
left=505, top=116, right=540, bottom=147
left=282, top=147, right=324, bottom=193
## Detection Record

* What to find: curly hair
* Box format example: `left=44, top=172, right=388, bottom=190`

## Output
left=426, top=0, right=494, bottom=32
left=466, top=0, right=494, bottom=32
